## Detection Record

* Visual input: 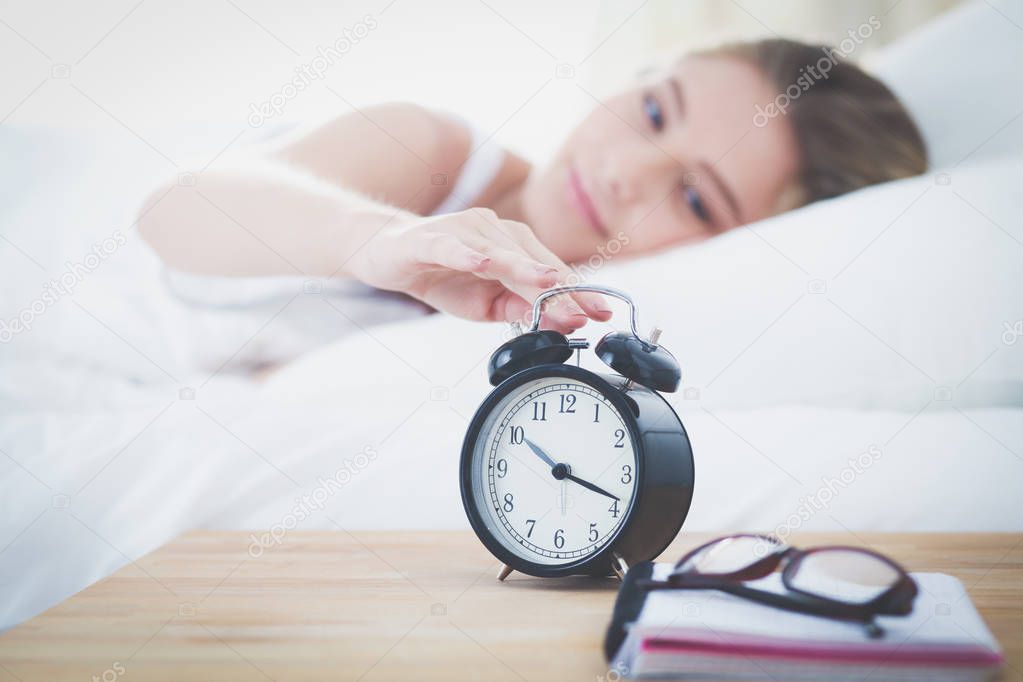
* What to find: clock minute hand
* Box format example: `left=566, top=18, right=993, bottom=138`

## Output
left=523, top=437, right=621, bottom=500
left=564, top=473, right=620, bottom=501
left=523, top=438, right=559, bottom=470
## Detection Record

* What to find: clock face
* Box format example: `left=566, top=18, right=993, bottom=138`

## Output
left=467, top=374, right=639, bottom=568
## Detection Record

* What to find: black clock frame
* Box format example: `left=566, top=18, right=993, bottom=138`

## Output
left=459, top=363, right=695, bottom=578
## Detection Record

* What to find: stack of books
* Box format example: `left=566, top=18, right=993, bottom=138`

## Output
left=605, top=562, right=1003, bottom=681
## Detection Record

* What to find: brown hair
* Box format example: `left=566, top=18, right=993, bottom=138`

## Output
left=701, top=38, right=928, bottom=207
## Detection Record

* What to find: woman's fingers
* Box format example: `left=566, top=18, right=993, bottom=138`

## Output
left=417, top=233, right=559, bottom=288
left=474, top=247, right=590, bottom=331
left=548, top=287, right=613, bottom=324
left=411, top=211, right=612, bottom=332
left=490, top=220, right=614, bottom=322
left=479, top=247, right=562, bottom=289
left=415, top=233, right=491, bottom=273
left=489, top=290, right=531, bottom=326
left=415, top=234, right=585, bottom=331
left=489, top=290, right=585, bottom=335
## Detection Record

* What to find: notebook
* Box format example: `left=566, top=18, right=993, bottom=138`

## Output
left=605, top=562, right=1003, bottom=681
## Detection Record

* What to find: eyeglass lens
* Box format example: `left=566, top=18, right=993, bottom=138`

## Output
left=677, top=536, right=781, bottom=574
left=787, top=549, right=901, bottom=604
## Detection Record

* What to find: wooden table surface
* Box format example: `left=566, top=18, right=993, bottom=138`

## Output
left=1, top=532, right=1020, bottom=681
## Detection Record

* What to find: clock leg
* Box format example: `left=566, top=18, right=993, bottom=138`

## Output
left=497, top=564, right=514, bottom=581
left=611, top=552, right=629, bottom=581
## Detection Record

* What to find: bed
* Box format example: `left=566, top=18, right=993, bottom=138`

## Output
left=1, top=0, right=1021, bottom=630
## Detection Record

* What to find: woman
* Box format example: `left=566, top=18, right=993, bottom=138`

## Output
left=139, top=39, right=926, bottom=339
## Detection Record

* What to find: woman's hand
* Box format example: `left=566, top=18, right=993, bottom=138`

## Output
left=346, top=208, right=612, bottom=333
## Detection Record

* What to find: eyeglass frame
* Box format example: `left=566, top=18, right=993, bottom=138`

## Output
left=635, top=534, right=918, bottom=638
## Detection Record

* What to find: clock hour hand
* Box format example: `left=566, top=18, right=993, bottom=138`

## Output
left=523, top=438, right=559, bottom=471
left=564, top=473, right=620, bottom=502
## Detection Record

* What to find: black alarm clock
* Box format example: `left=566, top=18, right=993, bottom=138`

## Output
left=459, top=285, right=694, bottom=581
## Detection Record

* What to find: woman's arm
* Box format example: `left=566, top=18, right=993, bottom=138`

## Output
left=137, top=103, right=465, bottom=277
left=137, top=103, right=610, bottom=331
left=138, top=160, right=414, bottom=277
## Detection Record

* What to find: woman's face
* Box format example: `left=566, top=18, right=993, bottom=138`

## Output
left=521, top=55, right=800, bottom=264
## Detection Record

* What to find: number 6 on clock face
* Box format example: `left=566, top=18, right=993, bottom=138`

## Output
left=473, top=377, right=638, bottom=565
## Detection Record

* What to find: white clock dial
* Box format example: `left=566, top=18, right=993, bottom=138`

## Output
left=470, top=376, right=638, bottom=566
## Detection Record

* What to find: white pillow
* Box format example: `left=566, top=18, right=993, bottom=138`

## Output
left=269, top=156, right=1022, bottom=413
left=869, top=0, right=1023, bottom=168
left=596, top=156, right=1023, bottom=411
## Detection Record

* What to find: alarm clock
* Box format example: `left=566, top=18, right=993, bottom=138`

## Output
left=459, top=285, right=694, bottom=581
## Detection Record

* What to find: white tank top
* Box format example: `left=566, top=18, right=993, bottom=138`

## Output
left=429, top=116, right=507, bottom=215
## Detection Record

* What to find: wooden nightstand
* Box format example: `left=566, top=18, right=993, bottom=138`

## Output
left=1, top=532, right=1020, bottom=681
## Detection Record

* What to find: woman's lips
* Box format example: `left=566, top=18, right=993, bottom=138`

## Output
left=567, top=167, right=608, bottom=238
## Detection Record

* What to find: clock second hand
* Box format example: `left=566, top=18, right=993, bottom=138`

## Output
left=523, top=437, right=620, bottom=502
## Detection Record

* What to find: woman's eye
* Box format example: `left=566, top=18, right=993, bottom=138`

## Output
left=643, top=94, right=664, bottom=131
left=684, top=186, right=711, bottom=224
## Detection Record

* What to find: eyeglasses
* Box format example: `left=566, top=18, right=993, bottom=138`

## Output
left=636, top=534, right=918, bottom=638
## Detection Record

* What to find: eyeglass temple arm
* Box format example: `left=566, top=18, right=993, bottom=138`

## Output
left=716, top=583, right=883, bottom=630
left=638, top=580, right=883, bottom=626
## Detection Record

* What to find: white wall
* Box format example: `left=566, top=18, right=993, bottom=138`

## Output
left=0, top=0, right=966, bottom=164
left=1, top=0, right=613, bottom=161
